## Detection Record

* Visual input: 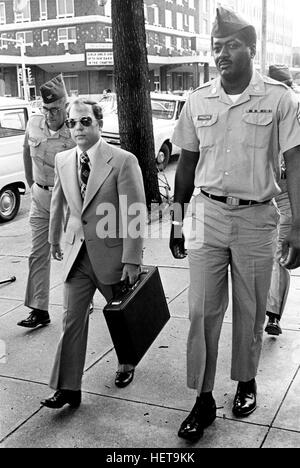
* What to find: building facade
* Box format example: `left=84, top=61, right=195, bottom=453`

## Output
left=218, top=0, right=294, bottom=68
left=0, top=0, right=296, bottom=99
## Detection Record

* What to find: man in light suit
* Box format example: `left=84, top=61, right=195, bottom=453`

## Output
left=41, top=98, right=146, bottom=409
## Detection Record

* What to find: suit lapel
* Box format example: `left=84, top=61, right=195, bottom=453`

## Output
left=60, top=149, right=83, bottom=214
left=82, top=139, right=113, bottom=213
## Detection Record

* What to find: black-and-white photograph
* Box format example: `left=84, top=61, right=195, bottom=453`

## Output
left=1, top=0, right=300, bottom=452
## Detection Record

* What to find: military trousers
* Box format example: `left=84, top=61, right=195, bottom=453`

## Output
left=185, top=193, right=279, bottom=395
left=49, top=243, right=133, bottom=391
left=266, top=190, right=292, bottom=318
left=24, top=183, right=52, bottom=312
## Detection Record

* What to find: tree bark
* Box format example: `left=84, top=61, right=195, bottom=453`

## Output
left=111, top=0, right=161, bottom=208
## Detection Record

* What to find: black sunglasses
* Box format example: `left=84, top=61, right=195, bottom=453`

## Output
left=65, top=116, right=94, bottom=129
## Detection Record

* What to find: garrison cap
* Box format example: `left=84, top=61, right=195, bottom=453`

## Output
left=211, top=6, right=255, bottom=38
left=269, top=65, right=293, bottom=84
left=40, top=74, right=67, bottom=104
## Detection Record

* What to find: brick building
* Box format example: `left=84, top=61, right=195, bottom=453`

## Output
left=0, top=0, right=296, bottom=99
left=0, top=0, right=215, bottom=99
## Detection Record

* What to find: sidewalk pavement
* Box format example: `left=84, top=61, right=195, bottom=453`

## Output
left=0, top=192, right=300, bottom=449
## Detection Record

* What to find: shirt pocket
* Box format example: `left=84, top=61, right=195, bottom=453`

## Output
left=193, top=113, right=219, bottom=148
left=28, top=136, right=47, bottom=157
left=242, top=112, right=273, bottom=149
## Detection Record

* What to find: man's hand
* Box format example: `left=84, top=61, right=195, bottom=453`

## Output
left=121, top=264, right=141, bottom=286
left=52, top=244, right=63, bottom=261
left=281, top=222, right=300, bottom=270
left=169, top=223, right=187, bottom=259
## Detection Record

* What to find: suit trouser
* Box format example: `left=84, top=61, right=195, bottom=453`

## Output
left=185, top=194, right=279, bottom=395
left=24, top=184, right=52, bottom=312
left=49, top=244, right=132, bottom=391
left=266, top=191, right=292, bottom=319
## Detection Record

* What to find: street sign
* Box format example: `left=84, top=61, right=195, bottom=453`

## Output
left=85, top=50, right=113, bottom=66
left=85, top=42, right=112, bottom=50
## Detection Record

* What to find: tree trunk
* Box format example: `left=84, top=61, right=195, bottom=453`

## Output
left=111, top=0, right=161, bottom=208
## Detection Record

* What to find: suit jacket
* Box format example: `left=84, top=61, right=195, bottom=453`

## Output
left=49, top=138, right=147, bottom=285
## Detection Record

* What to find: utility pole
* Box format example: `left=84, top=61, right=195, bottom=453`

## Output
left=261, top=0, right=267, bottom=75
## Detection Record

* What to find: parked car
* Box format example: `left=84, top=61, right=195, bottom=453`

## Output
left=0, top=97, right=28, bottom=222
left=101, top=92, right=186, bottom=169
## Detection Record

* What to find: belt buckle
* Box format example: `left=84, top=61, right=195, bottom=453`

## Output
left=226, top=196, right=240, bottom=207
left=48, top=186, right=54, bottom=192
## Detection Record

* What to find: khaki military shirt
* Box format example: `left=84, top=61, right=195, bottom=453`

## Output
left=172, top=71, right=300, bottom=201
left=24, top=114, right=75, bottom=187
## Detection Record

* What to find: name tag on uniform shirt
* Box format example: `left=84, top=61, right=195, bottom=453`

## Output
left=198, top=115, right=213, bottom=121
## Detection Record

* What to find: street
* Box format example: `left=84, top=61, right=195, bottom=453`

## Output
left=1, top=152, right=300, bottom=448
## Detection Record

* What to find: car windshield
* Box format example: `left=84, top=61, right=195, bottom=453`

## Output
left=99, top=94, right=177, bottom=120
left=99, top=94, right=118, bottom=114
left=151, top=99, right=176, bottom=120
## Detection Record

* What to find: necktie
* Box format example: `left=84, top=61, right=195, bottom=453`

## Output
left=80, top=152, right=90, bottom=199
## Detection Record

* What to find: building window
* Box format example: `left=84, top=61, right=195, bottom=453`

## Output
left=177, top=37, right=182, bottom=50
left=14, top=0, right=31, bottom=23
left=165, top=10, right=172, bottom=28
left=165, top=35, right=172, bottom=49
left=104, top=0, right=111, bottom=17
left=203, top=0, right=209, bottom=13
left=202, top=18, right=208, bottom=35
left=189, top=15, right=195, bottom=33
left=0, top=2, right=6, bottom=25
left=177, top=12, right=183, bottom=30
left=39, top=0, right=47, bottom=20
left=56, top=0, right=74, bottom=18
left=41, top=29, right=49, bottom=45
left=176, top=0, right=183, bottom=6
left=188, top=0, right=195, bottom=8
left=63, top=74, right=78, bottom=96
left=16, top=31, right=33, bottom=47
left=0, top=33, right=8, bottom=49
left=152, top=5, right=159, bottom=26
left=104, top=26, right=112, bottom=41
left=57, top=27, right=76, bottom=44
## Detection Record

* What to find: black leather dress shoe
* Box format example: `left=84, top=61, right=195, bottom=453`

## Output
left=265, top=316, right=282, bottom=336
left=178, top=396, right=217, bottom=442
left=41, top=390, right=81, bottom=409
left=232, top=380, right=257, bottom=418
left=17, top=310, right=50, bottom=328
left=115, top=369, right=135, bottom=388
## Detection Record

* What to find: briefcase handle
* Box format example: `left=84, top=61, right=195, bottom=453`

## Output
left=110, top=268, right=151, bottom=306
left=127, top=267, right=151, bottom=291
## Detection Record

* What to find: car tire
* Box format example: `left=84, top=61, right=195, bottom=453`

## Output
left=0, top=186, right=21, bottom=223
left=156, top=143, right=170, bottom=170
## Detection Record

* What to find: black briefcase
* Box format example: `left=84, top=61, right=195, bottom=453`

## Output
left=103, top=266, right=170, bottom=366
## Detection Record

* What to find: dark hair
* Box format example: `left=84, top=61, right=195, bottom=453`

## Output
left=67, top=98, right=103, bottom=128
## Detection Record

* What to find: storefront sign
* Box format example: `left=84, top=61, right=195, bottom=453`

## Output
left=85, top=50, right=114, bottom=66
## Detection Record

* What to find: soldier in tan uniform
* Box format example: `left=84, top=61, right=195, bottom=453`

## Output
left=265, top=65, right=294, bottom=336
left=170, top=7, right=300, bottom=442
left=18, top=75, right=76, bottom=329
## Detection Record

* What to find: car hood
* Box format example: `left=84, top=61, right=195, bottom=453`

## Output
left=102, top=113, right=173, bottom=135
